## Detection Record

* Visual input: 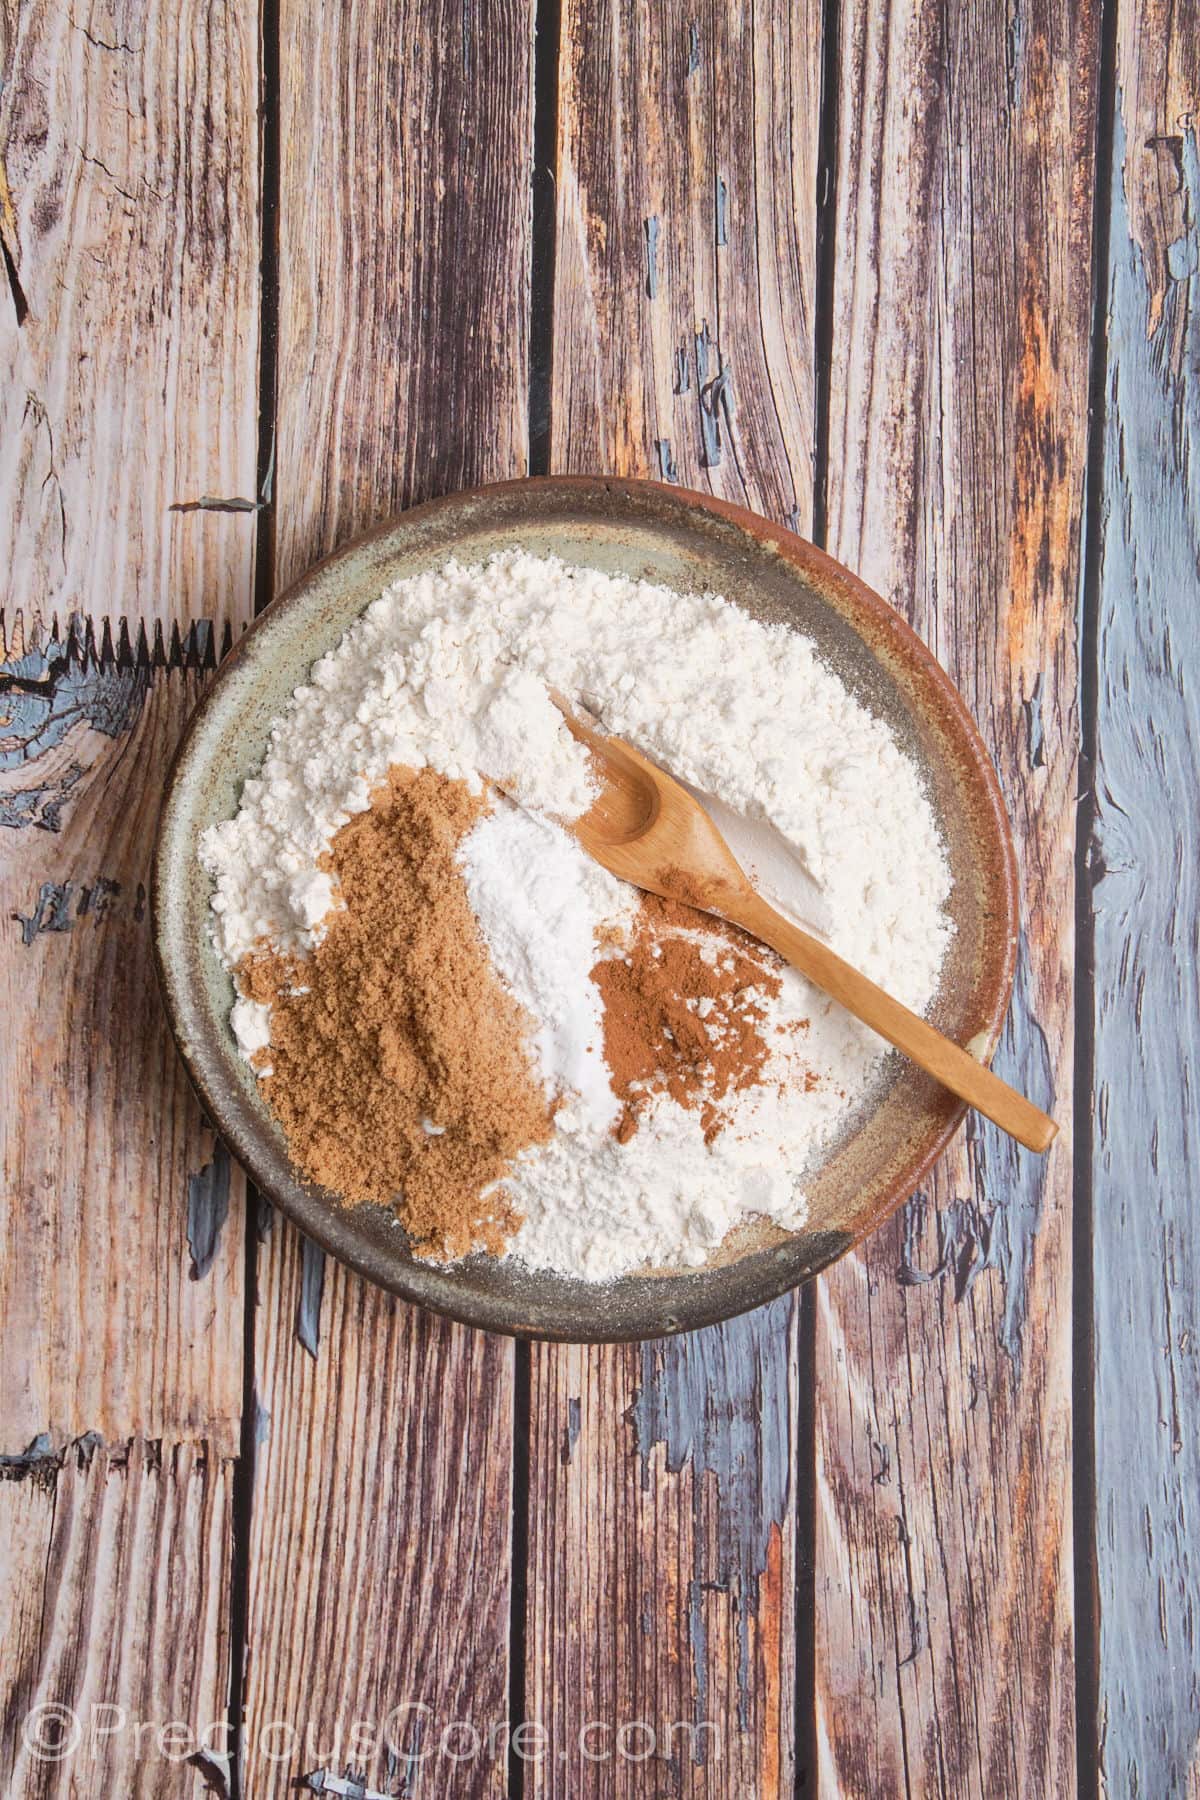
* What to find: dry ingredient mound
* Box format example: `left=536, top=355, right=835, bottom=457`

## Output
left=203, top=548, right=957, bottom=1280
left=239, top=766, right=553, bottom=1258
left=594, top=896, right=784, bottom=1145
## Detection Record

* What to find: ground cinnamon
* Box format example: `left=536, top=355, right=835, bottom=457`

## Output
left=238, top=766, right=553, bottom=1258
left=592, top=894, right=783, bottom=1144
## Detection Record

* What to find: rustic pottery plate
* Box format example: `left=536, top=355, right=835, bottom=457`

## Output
left=153, top=477, right=1017, bottom=1341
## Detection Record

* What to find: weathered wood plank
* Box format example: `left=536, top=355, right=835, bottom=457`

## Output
left=241, top=0, right=536, bottom=1790
left=1091, top=11, right=1200, bottom=1794
left=528, top=1310, right=798, bottom=1796
left=0, top=4, right=258, bottom=1786
left=0, top=0, right=259, bottom=1450
left=0, top=1437, right=235, bottom=1798
left=813, top=3, right=1098, bottom=1792
left=245, top=1229, right=515, bottom=1796
left=532, top=1, right=819, bottom=1790
left=1, top=659, right=245, bottom=1449
left=553, top=0, right=817, bottom=517
left=270, top=0, right=534, bottom=591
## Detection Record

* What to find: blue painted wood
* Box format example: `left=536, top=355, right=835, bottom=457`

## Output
left=526, top=1303, right=800, bottom=1795
left=1092, top=49, right=1200, bottom=1798
left=529, top=0, right=821, bottom=1787
left=187, top=1141, right=232, bottom=1282
left=295, top=1236, right=326, bottom=1358
left=632, top=1296, right=796, bottom=1725
left=966, top=936, right=1058, bottom=1367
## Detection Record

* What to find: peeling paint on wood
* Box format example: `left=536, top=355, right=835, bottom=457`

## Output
left=538, top=1, right=820, bottom=1787
left=528, top=1319, right=798, bottom=1795
left=699, top=358, right=731, bottom=467
left=561, top=1395, right=581, bottom=1464
left=633, top=1298, right=794, bottom=1721
left=0, top=764, right=86, bottom=832
left=188, top=1143, right=233, bottom=1282
left=1091, top=15, right=1200, bottom=1792
left=1023, top=672, right=1046, bottom=769
left=0, top=1437, right=235, bottom=1795
left=814, top=1, right=1095, bottom=1791
left=2, top=670, right=248, bottom=1450
left=966, top=937, right=1057, bottom=1367
left=896, top=1187, right=993, bottom=1302
left=11, top=874, right=123, bottom=942
left=552, top=0, right=818, bottom=523
left=12, top=878, right=75, bottom=942
left=886, top=946, right=1056, bottom=1370
left=168, top=495, right=265, bottom=515
left=295, top=1236, right=325, bottom=1358
left=299, top=1770, right=400, bottom=1797
left=0, top=0, right=254, bottom=1520
left=695, top=319, right=713, bottom=383
left=241, top=0, right=533, bottom=1786
left=188, top=1745, right=235, bottom=1797
left=644, top=214, right=661, bottom=298
left=0, top=1431, right=55, bottom=1475
left=0, top=617, right=150, bottom=802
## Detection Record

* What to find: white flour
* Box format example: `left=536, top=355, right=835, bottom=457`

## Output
left=458, top=804, right=632, bottom=1138
left=201, top=549, right=954, bottom=1280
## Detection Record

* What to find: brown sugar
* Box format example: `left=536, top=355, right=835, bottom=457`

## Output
left=592, top=894, right=783, bottom=1145
left=238, top=766, right=553, bottom=1258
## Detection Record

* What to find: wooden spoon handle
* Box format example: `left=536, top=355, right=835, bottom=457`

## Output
left=731, top=892, right=1057, bottom=1154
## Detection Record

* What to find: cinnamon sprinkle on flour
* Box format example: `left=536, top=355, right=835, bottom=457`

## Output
left=593, top=896, right=783, bottom=1146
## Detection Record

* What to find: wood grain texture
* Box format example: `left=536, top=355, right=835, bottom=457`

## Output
left=553, top=0, right=818, bottom=522
left=813, top=2, right=1098, bottom=1792
left=0, top=5, right=257, bottom=1785
left=534, top=2, right=818, bottom=1790
left=243, top=1224, right=515, bottom=1796
left=527, top=1309, right=798, bottom=1797
left=271, top=0, right=535, bottom=590
left=1091, top=9, right=1200, bottom=1794
left=0, top=1437, right=234, bottom=1798
left=0, top=0, right=259, bottom=1451
left=1, top=650, right=246, bottom=1452
left=241, top=0, right=536, bottom=1790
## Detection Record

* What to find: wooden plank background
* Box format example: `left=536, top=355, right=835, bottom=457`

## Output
left=0, top=0, right=258, bottom=1446
left=1091, top=5, right=1200, bottom=1796
left=813, top=2, right=1096, bottom=1792
left=3, top=0, right=1198, bottom=1794
left=527, top=3, right=818, bottom=1794
left=239, top=0, right=535, bottom=1794
left=0, top=0, right=257, bottom=1790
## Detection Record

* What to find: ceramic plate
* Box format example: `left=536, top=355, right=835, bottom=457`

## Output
left=153, top=477, right=1017, bottom=1340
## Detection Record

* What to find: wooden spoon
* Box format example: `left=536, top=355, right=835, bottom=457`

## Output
left=554, top=695, right=1056, bottom=1154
